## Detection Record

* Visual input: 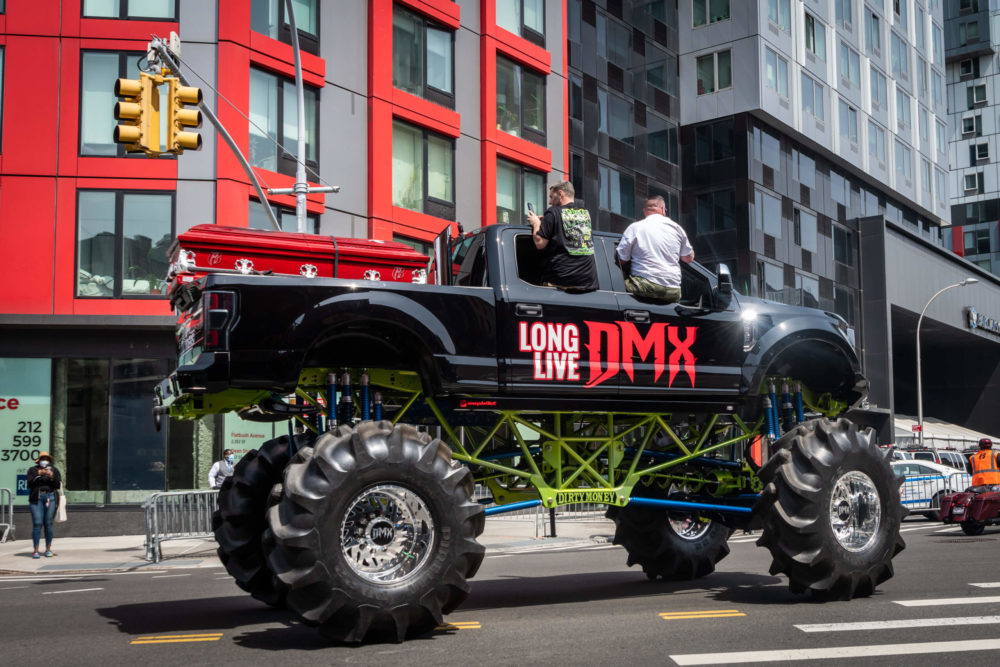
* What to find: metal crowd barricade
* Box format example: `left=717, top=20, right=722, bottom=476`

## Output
left=899, top=470, right=972, bottom=514
left=0, top=487, right=14, bottom=543
left=144, top=489, right=219, bottom=562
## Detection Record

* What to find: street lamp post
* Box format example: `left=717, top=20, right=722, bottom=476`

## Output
left=916, top=278, right=979, bottom=448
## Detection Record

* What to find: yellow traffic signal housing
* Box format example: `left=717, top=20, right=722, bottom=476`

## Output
left=114, top=72, right=160, bottom=155
left=165, top=78, right=203, bottom=153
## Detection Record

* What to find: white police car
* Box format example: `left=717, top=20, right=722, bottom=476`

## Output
left=891, top=460, right=973, bottom=521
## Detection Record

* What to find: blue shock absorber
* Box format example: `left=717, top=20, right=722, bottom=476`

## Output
left=374, top=391, right=383, bottom=421
left=340, top=372, right=353, bottom=425
left=361, top=372, right=370, bottom=421
left=768, top=381, right=780, bottom=437
left=781, top=382, right=794, bottom=431
left=763, top=396, right=778, bottom=440
left=327, top=372, right=338, bottom=429
left=794, top=382, right=805, bottom=423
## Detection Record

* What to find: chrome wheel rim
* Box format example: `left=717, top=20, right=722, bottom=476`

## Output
left=829, top=471, right=881, bottom=552
left=667, top=483, right=712, bottom=541
left=340, top=484, right=435, bottom=584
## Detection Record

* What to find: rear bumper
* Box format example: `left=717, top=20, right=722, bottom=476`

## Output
left=154, top=352, right=231, bottom=409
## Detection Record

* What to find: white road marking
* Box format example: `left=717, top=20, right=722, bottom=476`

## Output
left=0, top=586, right=28, bottom=590
left=932, top=527, right=963, bottom=534
left=972, top=583, right=1000, bottom=588
left=42, top=587, right=104, bottom=595
left=896, top=596, right=1000, bottom=607
left=796, top=616, right=1000, bottom=632
left=151, top=574, right=191, bottom=579
left=582, top=544, right=619, bottom=550
left=900, top=524, right=949, bottom=533
left=670, top=638, right=1000, bottom=665
left=486, top=554, right=513, bottom=559
left=0, top=571, right=168, bottom=583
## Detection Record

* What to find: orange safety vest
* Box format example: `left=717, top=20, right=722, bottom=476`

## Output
left=970, top=449, right=1000, bottom=486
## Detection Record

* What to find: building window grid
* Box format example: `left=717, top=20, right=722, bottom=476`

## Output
left=865, top=10, right=881, bottom=56
left=497, top=56, right=546, bottom=144
left=80, top=51, right=143, bottom=158
left=802, top=72, right=825, bottom=121
left=496, top=158, right=545, bottom=225
left=766, top=47, right=789, bottom=97
left=391, top=120, right=456, bottom=220
left=869, top=120, right=886, bottom=163
left=693, top=0, right=730, bottom=27
left=768, top=0, right=791, bottom=33
left=896, top=88, right=911, bottom=133
left=248, top=67, right=319, bottom=178
left=250, top=0, right=320, bottom=54
left=895, top=140, right=912, bottom=183
left=496, top=0, right=545, bottom=45
left=82, top=0, right=178, bottom=20
left=836, top=0, right=853, bottom=29
left=839, top=42, right=860, bottom=88
left=870, top=66, right=888, bottom=110
left=891, top=31, right=908, bottom=80
left=839, top=98, right=858, bottom=145
left=805, top=13, right=827, bottom=61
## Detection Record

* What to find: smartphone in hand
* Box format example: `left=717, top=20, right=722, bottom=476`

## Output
left=526, top=203, right=535, bottom=215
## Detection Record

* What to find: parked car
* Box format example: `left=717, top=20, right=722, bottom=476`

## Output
left=901, top=447, right=971, bottom=473
left=891, top=460, right=973, bottom=521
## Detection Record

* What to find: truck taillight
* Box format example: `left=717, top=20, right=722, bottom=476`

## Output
left=203, top=290, right=236, bottom=350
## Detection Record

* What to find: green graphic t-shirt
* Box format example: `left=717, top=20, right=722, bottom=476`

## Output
left=538, top=202, right=598, bottom=290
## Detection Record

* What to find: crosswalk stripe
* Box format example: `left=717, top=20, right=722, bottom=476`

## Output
left=670, top=638, right=1000, bottom=665
left=896, top=596, right=1000, bottom=607
left=796, top=616, right=1000, bottom=632
left=42, top=587, right=103, bottom=595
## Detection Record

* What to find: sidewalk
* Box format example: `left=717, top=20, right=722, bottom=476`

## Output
left=0, top=518, right=615, bottom=575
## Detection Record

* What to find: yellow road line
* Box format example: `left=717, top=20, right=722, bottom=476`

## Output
left=130, top=633, right=223, bottom=645
left=435, top=622, right=482, bottom=630
left=660, top=613, right=746, bottom=621
left=660, top=610, right=741, bottom=617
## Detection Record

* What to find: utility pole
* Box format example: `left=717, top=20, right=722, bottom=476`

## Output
left=265, top=0, right=338, bottom=232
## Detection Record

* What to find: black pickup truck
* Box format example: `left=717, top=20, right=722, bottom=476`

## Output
left=156, top=223, right=904, bottom=643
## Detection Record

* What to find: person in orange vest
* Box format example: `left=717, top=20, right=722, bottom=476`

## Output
left=969, top=438, right=1000, bottom=487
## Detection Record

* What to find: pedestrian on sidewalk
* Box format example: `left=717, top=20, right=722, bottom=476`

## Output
left=208, top=449, right=236, bottom=489
left=26, top=451, right=62, bottom=559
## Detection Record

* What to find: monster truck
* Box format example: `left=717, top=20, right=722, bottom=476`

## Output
left=154, top=222, right=905, bottom=643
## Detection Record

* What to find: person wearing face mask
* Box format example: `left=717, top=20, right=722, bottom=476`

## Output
left=26, top=451, right=62, bottom=559
left=209, top=449, right=237, bottom=489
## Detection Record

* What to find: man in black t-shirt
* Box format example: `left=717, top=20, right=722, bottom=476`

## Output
left=526, top=180, right=598, bottom=291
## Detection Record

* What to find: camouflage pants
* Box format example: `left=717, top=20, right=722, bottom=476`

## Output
left=625, top=275, right=681, bottom=303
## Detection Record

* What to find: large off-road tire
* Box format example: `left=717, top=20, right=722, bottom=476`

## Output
left=213, top=432, right=314, bottom=606
left=754, top=418, right=906, bottom=600
left=961, top=521, right=986, bottom=536
left=606, top=499, right=732, bottom=580
left=263, top=421, right=486, bottom=643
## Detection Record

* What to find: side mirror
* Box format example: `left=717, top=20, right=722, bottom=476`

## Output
left=433, top=225, right=453, bottom=286
left=716, top=263, right=734, bottom=297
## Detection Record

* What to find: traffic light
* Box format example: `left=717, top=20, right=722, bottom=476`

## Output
left=114, top=72, right=159, bottom=154
left=165, top=78, right=202, bottom=154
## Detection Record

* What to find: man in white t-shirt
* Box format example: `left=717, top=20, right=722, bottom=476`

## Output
left=616, top=196, right=694, bottom=302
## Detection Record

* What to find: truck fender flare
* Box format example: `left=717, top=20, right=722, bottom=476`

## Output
left=744, top=322, right=861, bottom=397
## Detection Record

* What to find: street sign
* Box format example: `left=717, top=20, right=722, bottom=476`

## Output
left=912, top=424, right=922, bottom=432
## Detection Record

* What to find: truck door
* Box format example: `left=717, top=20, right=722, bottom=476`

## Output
left=600, top=236, right=744, bottom=401
left=498, top=227, right=620, bottom=397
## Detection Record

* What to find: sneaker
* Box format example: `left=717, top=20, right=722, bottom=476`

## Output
left=44, top=550, right=53, bottom=558
left=32, top=551, right=40, bottom=559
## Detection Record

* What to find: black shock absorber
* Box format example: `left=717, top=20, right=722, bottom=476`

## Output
left=373, top=391, right=383, bottom=421
left=339, top=372, right=353, bottom=425
left=781, top=382, right=795, bottom=431
left=360, top=372, right=370, bottom=421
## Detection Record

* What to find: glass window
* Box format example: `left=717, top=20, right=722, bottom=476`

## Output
left=696, top=190, right=735, bottom=233
left=598, top=164, right=635, bottom=218
left=805, top=13, right=826, bottom=61
left=693, top=0, right=730, bottom=26
left=835, top=286, right=856, bottom=325
left=919, top=108, right=928, bottom=145
left=76, top=190, right=173, bottom=298
left=765, top=48, right=789, bottom=97
left=759, top=260, right=784, bottom=296
left=839, top=99, right=858, bottom=145
left=696, top=50, right=731, bottom=95
left=968, top=84, right=987, bottom=108
left=870, top=66, right=887, bottom=110
left=647, top=114, right=678, bottom=164
left=695, top=119, right=735, bottom=164
left=865, top=10, right=880, bottom=55
left=607, top=94, right=633, bottom=145
left=936, top=121, right=947, bottom=154
left=83, top=0, right=176, bottom=19
left=796, top=273, right=820, bottom=308
left=767, top=0, right=791, bottom=32
left=965, top=227, right=991, bottom=254
left=802, top=73, right=825, bottom=121
left=935, top=168, right=946, bottom=206
left=756, top=189, right=782, bottom=238
left=393, top=5, right=454, bottom=107
left=793, top=208, right=818, bottom=252
left=895, top=140, right=912, bottom=182
left=839, top=42, right=860, bottom=88
left=836, top=0, right=852, bottom=28
left=645, top=47, right=678, bottom=95
left=915, top=6, right=925, bottom=50
left=497, top=0, right=545, bottom=44
left=894, top=0, right=907, bottom=30
left=931, top=71, right=943, bottom=108
left=392, top=120, right=455, bottom=218
left=831, top=170, right=848, bottom=206
left=922, top=159, right=932, bottom=195
left=868, top=120, right=886, bottom=162
left=597, top=14, right=632, bottom=67
left=497, top=56, right=546, bottom=143
left=896, top=89, right=911, bottom=131
left=496, top=158, right=545, bottom=225
left=755, top=126, right=781, bottom=169
left=248, top=199, right=319, bottom=233
left=959, top=20, right=980, bottom=46
left=917, top=57, right=928, bottom=101
left=250, top=0, right=319, bottom=53
left=932, top=23, right=943, bottom=66
left=249, top=68, right=319, bottom=177
left=833, top=225, right=854, bottom=265
left=792, top=150, right=816, bottom=189
left=81, top=51, right=142, bottom=156
left=891, top=31, right=908, bottom=79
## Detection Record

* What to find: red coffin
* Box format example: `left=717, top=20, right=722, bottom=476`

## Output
left=169, top=225, right=430, bottom=288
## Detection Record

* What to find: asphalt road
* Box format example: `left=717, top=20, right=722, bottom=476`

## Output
left=3, top=518, right=999, bottom=665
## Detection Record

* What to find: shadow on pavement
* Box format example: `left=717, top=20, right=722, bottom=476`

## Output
left=97, top=595, right=295, bottom=635
left=462, top=570, right=789, bottom=611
